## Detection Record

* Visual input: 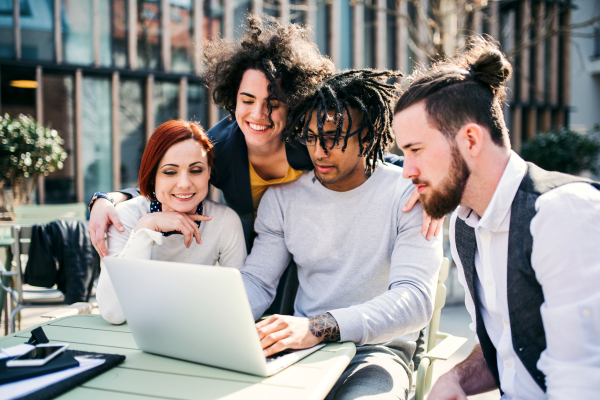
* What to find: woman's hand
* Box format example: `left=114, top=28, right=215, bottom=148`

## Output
left=90, top=198, right=125, bottom=258
left=402, top=187, right=444, bottom=240
left=135, top=212, right=212, bottom=248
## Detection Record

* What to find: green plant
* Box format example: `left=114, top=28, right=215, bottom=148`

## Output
left=520, top=128, right=600, bottom=175
left=0, top=113, right=67, bottom=210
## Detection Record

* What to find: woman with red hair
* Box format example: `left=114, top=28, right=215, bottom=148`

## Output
left=96, top=120, right=246, bottom=325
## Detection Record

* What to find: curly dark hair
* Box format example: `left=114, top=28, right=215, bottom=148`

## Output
left=202, top=14, right=335, bottom=127
left=284, top=69, right=402, bottom=175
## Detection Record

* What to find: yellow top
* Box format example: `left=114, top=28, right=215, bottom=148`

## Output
left=249, top=161, right=303, bottom=217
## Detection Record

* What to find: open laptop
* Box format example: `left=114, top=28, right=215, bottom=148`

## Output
left=103, top=258, right=325, bottom=376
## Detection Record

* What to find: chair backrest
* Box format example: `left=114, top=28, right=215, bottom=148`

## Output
left=13, top=203, right=87, bottom=225
left=427, top=257, right=450, bottom=352
left=11, top=225, right=33, bottom=301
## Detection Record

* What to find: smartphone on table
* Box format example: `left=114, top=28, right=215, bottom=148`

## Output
left=6, top=343, right=69, bottom=367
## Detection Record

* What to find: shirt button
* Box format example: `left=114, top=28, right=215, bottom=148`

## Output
left=503, top=318, right=509, bottom=325
left=505, top=361, right=512, bottom=368
left=481, top=233, right=488, bottom=239
left=130, top=234, right=135, bottom=239
left=486, top=280, right=493, bottom=287
left=582, top=309, right=591, bottom=318
left=119, top=253, right=124, bottom=257
left=492, top=223, right=498, bottom=229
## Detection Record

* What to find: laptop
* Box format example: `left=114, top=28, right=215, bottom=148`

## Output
left=103, top=258, right=325, bottom=376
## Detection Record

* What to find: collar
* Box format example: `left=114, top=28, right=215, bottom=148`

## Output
left=149, top=200, right=203, bottom=237
left=457, top=151, right=527, bottom=232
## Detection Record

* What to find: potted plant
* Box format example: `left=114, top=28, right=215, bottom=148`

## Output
left=0, top=114, right=67, bottom=215
left=520, top=127, right=600, bottom=175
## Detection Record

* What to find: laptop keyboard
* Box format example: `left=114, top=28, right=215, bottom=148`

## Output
left=265, top=349, right=296, bottom=364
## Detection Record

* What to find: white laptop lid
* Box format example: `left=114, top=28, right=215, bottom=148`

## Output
left=103, top=258, right=268, bottom=376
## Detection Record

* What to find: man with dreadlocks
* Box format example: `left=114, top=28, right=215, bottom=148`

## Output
left=241, top=69, right=442, bottom=399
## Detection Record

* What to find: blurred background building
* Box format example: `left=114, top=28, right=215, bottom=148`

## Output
left=0, top=0, right=590, bottom=205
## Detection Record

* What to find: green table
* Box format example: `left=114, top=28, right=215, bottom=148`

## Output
left=0, top=315, right=356, bottom=399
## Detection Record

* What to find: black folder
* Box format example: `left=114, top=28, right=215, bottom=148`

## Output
left=0, top=350, right=126, bottom=400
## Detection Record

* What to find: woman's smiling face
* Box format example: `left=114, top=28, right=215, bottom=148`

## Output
left=235, top=69, right=288, bottom=148
left=154, top=139, right=211, bottom=213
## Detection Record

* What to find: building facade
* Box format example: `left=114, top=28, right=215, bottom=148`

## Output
left=0, top=0, right=574, bottom=205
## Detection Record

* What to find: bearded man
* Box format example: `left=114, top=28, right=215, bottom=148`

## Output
left=394, top=39, right=600, bottom=399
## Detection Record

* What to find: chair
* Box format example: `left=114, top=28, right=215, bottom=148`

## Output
left=0, top=203, right=89, bottom=332
left=0, top=225, right=68, bottom=333
left=12, top=203, right=87, bottom=225
left=412, top=257, right=468, bottom=400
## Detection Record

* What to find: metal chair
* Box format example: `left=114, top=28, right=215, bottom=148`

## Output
left=412, top=257, right=468, bottom=400
left=0, top=225, right=66, bottom=333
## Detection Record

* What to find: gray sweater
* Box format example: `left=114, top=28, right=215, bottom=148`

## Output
left=241, top=162, right=443, bottom=346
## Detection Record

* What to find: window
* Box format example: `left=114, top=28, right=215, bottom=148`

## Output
left=0, top=0, right=15, bottom=58
left=154, top=80, right=179, bottom=127
left=137, top=0, right=161, bottom=70
left=22, top=0, right=54, bottom=61
left=63, top=0, right=93, bottom=65
left=171, top=0, right=194, bottom=73
left=120, top=79, right=146, bottom=188
left=315, top=0, right=328, bottom=56
left=43, top=73, right=76, bottom=204
left=82, top=76, right=112, bottom=200
left=112, top=0, right=128, bottom=68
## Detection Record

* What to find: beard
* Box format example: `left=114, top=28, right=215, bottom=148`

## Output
left=416, top=145, right=470, bottom=219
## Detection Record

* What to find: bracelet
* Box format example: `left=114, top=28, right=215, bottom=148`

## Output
left=88, top=192, right=115, bottom=212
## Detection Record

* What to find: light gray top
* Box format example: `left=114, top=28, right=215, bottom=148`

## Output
left=241, top=162, right=443, bottom=346
left=97, top=196, right=247, bottom=324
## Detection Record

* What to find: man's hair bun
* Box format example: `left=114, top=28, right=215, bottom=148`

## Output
left=458, top=37, right=512, bottom=101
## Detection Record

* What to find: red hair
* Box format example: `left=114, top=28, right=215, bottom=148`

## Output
left=138, top=120, right=214, bottom=201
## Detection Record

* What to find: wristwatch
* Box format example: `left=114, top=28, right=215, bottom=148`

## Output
left=88, top=192, right=115, bottom=212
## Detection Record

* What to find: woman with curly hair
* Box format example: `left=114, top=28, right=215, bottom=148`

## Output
left=89, top=15, right=336, bottom=255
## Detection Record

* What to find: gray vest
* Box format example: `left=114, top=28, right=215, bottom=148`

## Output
left=454, top=162, right=600, bottom=392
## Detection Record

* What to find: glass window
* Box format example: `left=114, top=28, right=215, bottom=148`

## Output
left=119, top=79, right=146, bottom=189
left=206, top=0, right=223, bottom=40
left=99, top=0, right=112, bottom=66
left=315, top=0, right=328, bottom=56
left=112, top=0, right=127, bottom=68
left=386, top=0, right=396, bottom=70
left=263, top=0, right=279, bottom=19
left=339, top=0, right=352, bottom=70
left=22, top=0, right=54, bottom=61
left=82, top=76, right=112, bottom=201
left=188, top=82, right=208, bottom=127
left=364, top=3, right=375, bottom=68
left=290, top=0, right=305, bottom=25
left=0, top=0, right=15, bottom=58
left=43, top=73, right=76, bottom=204
left=62, top=0, right=93, bottom=65
left=233, top=0, right=251, bottom=41
left=154, top=80, right=179, bottom=128
left=171, top=0, right=193, bottom=73
left=137, top=0, right=161, bottom=70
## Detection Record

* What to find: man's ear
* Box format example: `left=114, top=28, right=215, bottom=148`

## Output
left=456, top=123, right=484, bottom=158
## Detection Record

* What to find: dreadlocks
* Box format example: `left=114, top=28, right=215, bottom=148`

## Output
left=285, top=69, right=402, bottom=175
left=202, top=14, right=335, bottom=126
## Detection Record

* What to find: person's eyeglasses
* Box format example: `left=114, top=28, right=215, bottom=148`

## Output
left=298, top=125, right=365, bottom=149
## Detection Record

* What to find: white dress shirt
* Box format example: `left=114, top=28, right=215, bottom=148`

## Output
left=450, top=151, right=600, bottom=400
left=96, top=196, right=247, bottom=325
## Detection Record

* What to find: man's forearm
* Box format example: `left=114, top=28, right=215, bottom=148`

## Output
left=308, top=313, right=340, bottom=343
left=454, top=345, right=498, bottom=395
